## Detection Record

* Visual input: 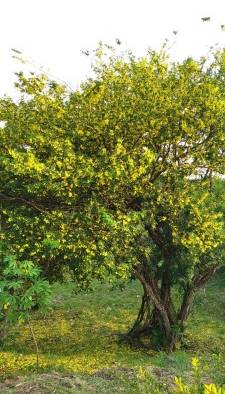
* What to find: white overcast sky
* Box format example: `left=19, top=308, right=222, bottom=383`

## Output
left=0, top=0, right=225, bottom=96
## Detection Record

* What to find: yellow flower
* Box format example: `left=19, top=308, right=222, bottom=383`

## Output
left=191, top=357, right=200, bottom=370
left=204, top=383, right=225, bottom=394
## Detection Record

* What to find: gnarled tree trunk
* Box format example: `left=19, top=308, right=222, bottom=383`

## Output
left=128, top=264, right=218, bottom=352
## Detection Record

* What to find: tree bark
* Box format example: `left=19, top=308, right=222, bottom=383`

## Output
left=128, top=287, right=152, bottom=337
left=133, top=269, right=176, bottom=349
left=134, top=269, right=172, bottom=340
left=129, top=265, right=219, bottom=351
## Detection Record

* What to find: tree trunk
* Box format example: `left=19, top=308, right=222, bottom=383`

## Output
left=131, top=264, right=218, bottom=351
left=130, top=271, right=183, bottom=351
left=128, top=300, right=184, bottom=351
left=133, top=269, right=174, bottom=349
left=128, top=288, right=152, bottom=338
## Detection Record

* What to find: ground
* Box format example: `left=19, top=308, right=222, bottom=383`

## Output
left=0, top=272, right=224, bottom=393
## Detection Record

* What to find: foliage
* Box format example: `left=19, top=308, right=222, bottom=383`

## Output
left=1, top=44, right=225, bottom=348
left=0, top=252, right=51, bottom=368
left=0, top=254, right=51, bottom=324
left=174, top=358, right=225, bottom=394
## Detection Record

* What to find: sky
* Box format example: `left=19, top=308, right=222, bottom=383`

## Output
left=0, top=0, right=225, bottom=96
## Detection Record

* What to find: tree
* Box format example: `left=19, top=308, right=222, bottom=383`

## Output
left=1, top=44, right=225, bottom=350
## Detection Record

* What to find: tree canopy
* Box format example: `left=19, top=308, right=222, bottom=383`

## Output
left=1, top=44, right=225, bottom=349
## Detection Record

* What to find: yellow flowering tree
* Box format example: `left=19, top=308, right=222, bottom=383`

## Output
left=1, top=44, right=225, bottom=350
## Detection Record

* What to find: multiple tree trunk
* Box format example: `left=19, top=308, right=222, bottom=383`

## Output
left=127, top=264, right=218, bottom=352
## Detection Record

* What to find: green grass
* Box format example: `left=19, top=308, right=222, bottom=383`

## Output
left=0, top=369, right=182, bottom=393
left=0, top=272, right=224, bottom=392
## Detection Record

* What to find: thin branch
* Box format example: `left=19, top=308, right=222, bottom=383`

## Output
left=28, top=317, right=39, bottom=370
left=0, top=193, right=47, bottom=213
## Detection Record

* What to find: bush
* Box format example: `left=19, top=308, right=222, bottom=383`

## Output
left=0, top=253, right=51, bottom=368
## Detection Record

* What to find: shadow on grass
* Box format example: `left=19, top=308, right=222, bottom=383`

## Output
left=0, top=275, right=224, bottom=381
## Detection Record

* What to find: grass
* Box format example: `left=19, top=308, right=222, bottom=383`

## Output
left=0, top=369, right=179, bottom=393
left=0, top=272, right=224, bottom=392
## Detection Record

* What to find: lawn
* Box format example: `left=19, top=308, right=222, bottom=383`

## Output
left=0, top=272, right=224, bottom=392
